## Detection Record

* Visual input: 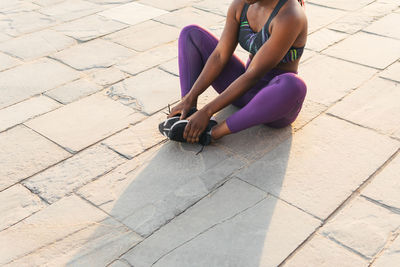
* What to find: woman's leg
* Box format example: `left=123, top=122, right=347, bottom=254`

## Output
left=178, top=24, right=246, bottom=99
left=219, top=72, right=307, bottom=135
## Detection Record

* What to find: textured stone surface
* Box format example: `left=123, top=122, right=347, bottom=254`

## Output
left=0, top=95, right=61, bottom=132
left=45, top=78, right=102, bottom=104
left=105, top=20, right=179, bottom=52
left=328, top=78, right=400, bottom=139
left=86, top=67, right=129, bottom=87
left=78, top=143, right=245, bottom=237
left=137, top=0, right=201, bottom=11
left=306, top=28, right=348, bottom=52
left=103, top=112, right=167, bottom=159
left=0, top=52, right=21, bottom=71
left=23, top=144, right=126, bottom=204
left=39, top=0, right=102, bottom=22
left=122, top=178, right=267, bottom=266
left=306, top=4, right=345, bottom=34
left=0, top=12, right=57, bottom=37
left=194, top=0, right=231, bottom=16
left=300, top=55, right=377, bottom=106
left=0, top=1, right=40, bottom=14
left=107, top=68, right=180, bottom=115
left=291, top=99, right=327, bottom=131
left=0, top=58, right=79, bottom=109
left=285, top=234, right=368, bottom=267
left=0, top=195, right=108, bottom=265
left=99, top=2, right=168, bottom=25
left=7, top=217, right=142, bottom=267
left=0, top=29, right=75, bottom=61
left=0, top=184, right=46, bottom=231
left=323, top=32, right=400, bottom=69
left=308, top=0, right=374, bottom=11
left=26, top=93, right=144, bottom=152
left=321, top=197, right=400, bottom=258
left=159, top=57, right=179, bottom=76
left=51, top=39, right=136, bottom=71
left=108, top=260, right=131, bottom=267
left=380, top=60, right=400, bottom=82
left=145, top=195, right=320, bottom=267
left=236, top=115, right=399, bottom=219
left=154, top=7, right=225, bottom=29
left=373, top=235, right=400, bottom=267
left=365, top=13, right=400, bottom=39
left=53, top=14, right=127, bottom=42
left=0, top=125, right=70, bottom=191
left=0, top=32, right=11, bottom=42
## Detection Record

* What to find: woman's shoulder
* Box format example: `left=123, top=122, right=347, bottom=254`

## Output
left=228, top=0, right=246, bottom=21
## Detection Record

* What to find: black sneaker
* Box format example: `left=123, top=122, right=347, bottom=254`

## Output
left=158, top=107, right=197, bottom=138
left=168, top=117, right=217, bottom=146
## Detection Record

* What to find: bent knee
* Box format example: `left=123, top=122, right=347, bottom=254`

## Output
left=273, top=73, right=307, bottom=99
left=179, top=24, right=203, bottom=39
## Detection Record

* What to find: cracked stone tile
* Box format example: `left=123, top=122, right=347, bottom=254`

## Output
left=51, top=38, right=136, bottom=71
left=0, top=52, right=21, bottom=71
left=236, top=115, right=399, bottom=219
left=137, top=0, right=202, bottom=11
left=306, top=4, right=345, bottom=34
left=116, top=42, right=177, bottom=76
left=361, top=154, right=400, bottom=210
left=102, top=112, right=167, bottom=159
left=39, top=0, right=103, bottom=22
left=380, top=60, right=400, bottom=82
left=307, top=0, right=374, bottom=11
left=364, top=13, right=400, bottom=39
left=77, top=142, right=245, bottom=237
left=86, top=66, right=129, bottom=87
left=0, top=184, right=47, bottom=232
left=0, top=1, right=40, bottom=14
left=322, top=197, right=400, bottom=259
left=328, top=77, right=400, bottom=139
left=0, top=195, right=108, bottom=265
left=122, top=178, right=267, bottom=266
left=154, top=7, right=226, bottom=29
left=104, top=20, right=179, bottom=52
left=323, top=32, right=400, bottom=70
left=45, top=78, right=103, bottom=104
left=26, top=93, right=145, bottom=153
left=0, top=29, right=75, bottom=61
left=306, top=28, right=348, bottom=52
left=0, top=125, right=70, bottom=191
left=194, top=0, right=231, bottom=16
left=285, top=234, right=368, bottom=267
left=299, top=54, right=377, bottom=106
left=143, top=195, right=320, bottom=267
left=108, top=68, right=180, bottom=115
left=373, top=235, right=400, bottom=267
left=159, top=57, right=179, bottom=76
left=0, top=11, right=58, bottom=37
left=0, top=95, right=61, bottom=132
left=23, top=144, right=126, bottom=204
left=0, top=58, right=80, bottom=109
left=7, top=217, right=142, bottom=267
left=99, top=2, right=168, bottom=25
left=108, top=259, right=131, bottom=267
left=53, top=14, right=128, bottom=42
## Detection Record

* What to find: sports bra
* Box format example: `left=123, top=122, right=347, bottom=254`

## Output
left=238, top=0, right=304, bottom=63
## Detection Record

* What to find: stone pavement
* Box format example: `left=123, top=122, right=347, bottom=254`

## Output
left=0, top=0, right=399, bottom=266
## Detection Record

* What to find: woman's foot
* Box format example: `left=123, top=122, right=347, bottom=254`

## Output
left=210, top=121, right=231, bottom=140
left=168, top=118, right=218, bottom=146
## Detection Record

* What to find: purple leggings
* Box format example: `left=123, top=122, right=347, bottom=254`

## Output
left=178, top=24, right=307, bottom=133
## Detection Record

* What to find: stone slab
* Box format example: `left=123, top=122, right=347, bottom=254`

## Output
left=105, top=20, right=179, bottom=52
left=107, top=68, right=180, bottom=115
left=146, top=195, right=320, bottom=267
left=122, top=178, right=267, bottom=266
left=306, top=4, right=345, bottom=34
left=0, top=95, right=61, bottom=132
left=52, top=39, right=136, bottom=71
left=7, top=217, right=142, bottom=267
left=285, top=234, right=368, bottom=267
left=0, top=1, right=40, bottom=14
left=78, top=142, right=245, bottom=237
left=0, top=29, right=75, bottom=61
left=194, top=0, right=231, bottom=16
left=364, top=13, right=400, bottom=39
left=86, top=66, right=129, bottom=87
left=99, top=2, right=168, bottom=25
left=291, top=99, right=327, bottom=131
left=0, top=195, right=108, bottom=265
left=102, top=112, right=167, bottom=159
left=23, top=144, right=126, bottom=204
left=137, top=0, right=201, bottom=11
left=0, top=125, right=70, bottom=191
left=154, top=7, right=225, bottom=29
left=26, top=93, right=144, bottom=153
left=159, top=57, right=179, bottom=76
left=307, top=0, right=374, bottom=11
left=45, top=78, right=103, bottom=104
left=328, top=77, right=400, bottom=139
left=109, top=260, right=131, bottom=267
left=380, top=60, right=400, bottom=82
left=0, top=58, right=80, bottom=109
left=306, top=28, right=348, bottom=52
left=0, top=52, right=20, bottom=71
left=53, top=14, right=128, bottom=42
left=32, top=0, right=65, bottom=6
left=321, top=197, right=400, bottom=258
left=0, top=32, right=11, bottom=43
left=361, top=154, right=400, bottom=210
left=323, top=32, right=400, bottom=70
left=116, top=42, right=177, bottom=75
left=299, top=55, right=377, bottom=106
left=236, top=115, right=399, bottom=219
left=373, top=235, right=400, bottom=267
left=0, top=184, right=46, bottom=232
left=39, top=0, right=103, bottom=22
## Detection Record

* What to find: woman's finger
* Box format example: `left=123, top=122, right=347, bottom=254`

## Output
left=183, top=121, right=192, bottom=140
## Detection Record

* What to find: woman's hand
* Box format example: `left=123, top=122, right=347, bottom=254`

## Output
left=184, top=109, right=211, bottom=143
left=168, top=94, right=197, bottom=119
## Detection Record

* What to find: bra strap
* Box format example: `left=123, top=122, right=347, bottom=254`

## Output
left=265, top=0, right=288, bottom=32
left=240, top=3, right=250, bottom=22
